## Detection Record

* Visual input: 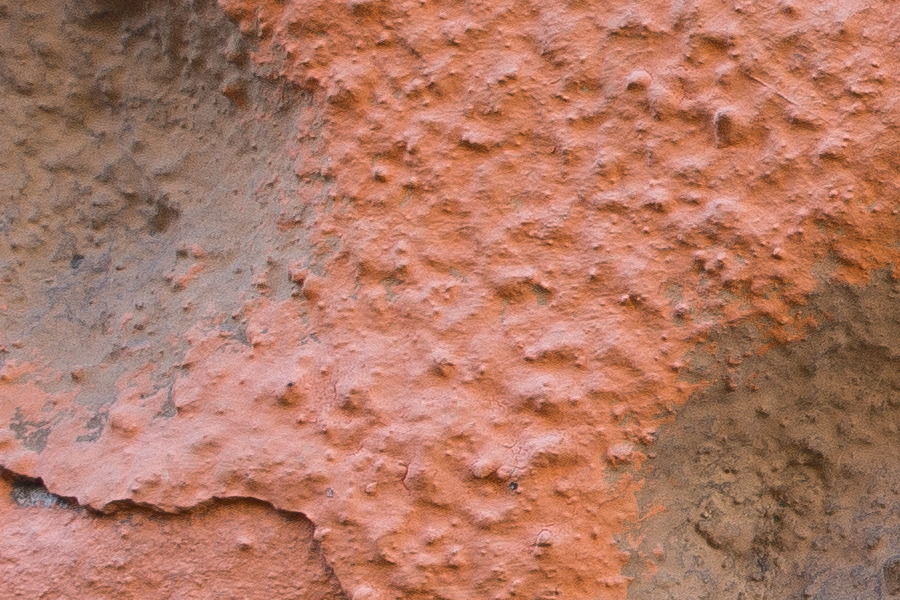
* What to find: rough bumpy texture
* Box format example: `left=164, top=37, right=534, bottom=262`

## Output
left=0, top=0, right=897, bottom=598
left=625, top=274, right=900, bottom=600
left=0, top=470, right=346, bottom=599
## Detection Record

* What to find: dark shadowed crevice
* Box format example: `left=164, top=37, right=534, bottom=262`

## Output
left=3, top=469, right=80, bottom=509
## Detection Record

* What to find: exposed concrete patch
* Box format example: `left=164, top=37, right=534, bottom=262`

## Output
left=0, top=0, right=309, bottom=413
left=625, top=271, right=900, bottom=599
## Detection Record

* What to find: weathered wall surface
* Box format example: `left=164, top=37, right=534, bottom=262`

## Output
left=0, top=0, right=896, bottom=598
left=625, top=274, right=900, bottom=599
left=0, top=470, right=346, bottom=599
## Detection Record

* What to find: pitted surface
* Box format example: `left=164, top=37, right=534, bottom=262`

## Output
left=0, top=0, right=896, bottom=598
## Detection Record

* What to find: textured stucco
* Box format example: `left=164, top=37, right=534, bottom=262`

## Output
left=0, top=0, right=897, bottom=598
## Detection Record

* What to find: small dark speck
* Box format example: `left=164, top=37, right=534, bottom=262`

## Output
left=508, top=482, right=519, bottom=491
left=71, top=254, right=85, bottom=269
left=325, top=487, right=335, bottom=498
left=286, top=382, right=294, bottom=388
